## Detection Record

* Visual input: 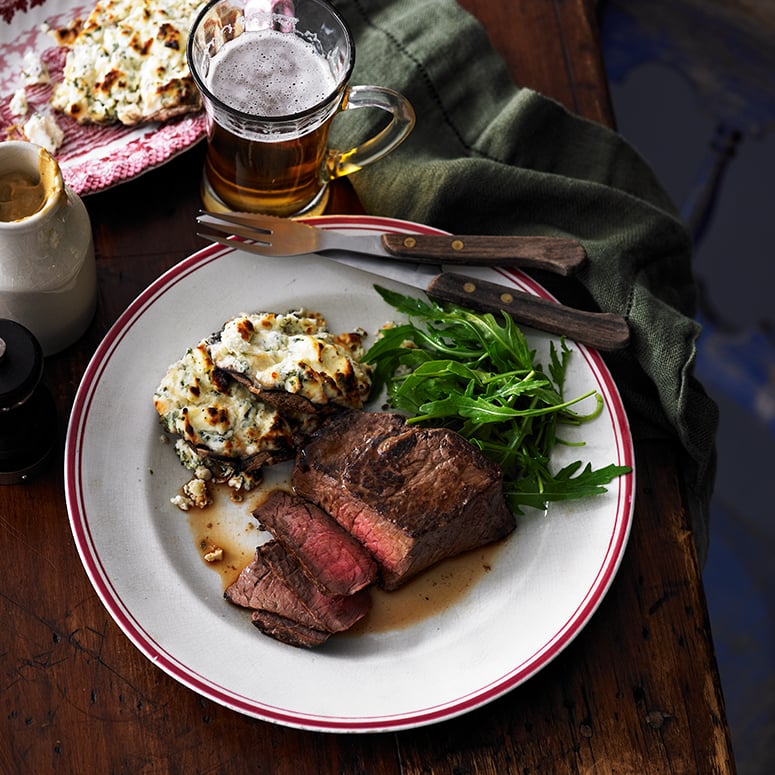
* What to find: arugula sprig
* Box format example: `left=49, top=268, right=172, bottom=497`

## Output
left=365, top=286, right=630, bottom=514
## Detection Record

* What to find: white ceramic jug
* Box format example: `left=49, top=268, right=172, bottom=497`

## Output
left=0, top=141, right=96, bottom=355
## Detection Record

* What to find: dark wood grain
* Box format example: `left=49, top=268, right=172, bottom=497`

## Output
left=0, top=2, right=735, bottom=773
left=380, top=233, right=588, bottom=275
left=457, top=0, right=616, bottom=127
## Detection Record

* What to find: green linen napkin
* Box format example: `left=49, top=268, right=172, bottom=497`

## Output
left=330, top=0, right=718, bottom=561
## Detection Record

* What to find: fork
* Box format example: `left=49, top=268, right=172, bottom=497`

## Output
left=196, top=211, right=587, bottom=276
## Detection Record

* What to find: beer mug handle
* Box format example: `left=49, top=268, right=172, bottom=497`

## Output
left=325, top=85, right=415, bottom=180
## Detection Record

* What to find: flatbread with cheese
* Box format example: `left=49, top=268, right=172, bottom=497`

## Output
left=50, top=0, right=204, bottom=125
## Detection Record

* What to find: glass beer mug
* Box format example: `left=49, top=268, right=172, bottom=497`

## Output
left=188, top=0, right=416, bottom=216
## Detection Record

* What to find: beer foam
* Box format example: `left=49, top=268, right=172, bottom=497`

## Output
left=206, top=29, right=336, bottom=117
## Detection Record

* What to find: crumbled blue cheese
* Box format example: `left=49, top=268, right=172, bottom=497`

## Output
left=23, top=113, right=64, bottom=154
left=170, top=461, right=219, bottom=511
left=9, top=89, right=28, bottom=117
left=202, top=544, right=224, bottom=563
left=182, top=476, right=211, bottom=509
left=170, top=493, right=193, bottom=511
left=22, top=52, right=50, bottom=85
left=171, top=437, right=260, bottom=494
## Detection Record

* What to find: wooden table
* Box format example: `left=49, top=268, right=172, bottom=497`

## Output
left=1, top=2, right=736, bottom=772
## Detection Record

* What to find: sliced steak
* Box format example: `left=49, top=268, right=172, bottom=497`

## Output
left=253, top=490, right=378, bottom=596
left=251, top=610, right=330, bottom=649
left=225, top=540, right=371, bottom=635
left=260, top=541, right=371, bottom=632
left=292, top=411, right=515, bottom=590
left=224, top=542, right=322, bottom=630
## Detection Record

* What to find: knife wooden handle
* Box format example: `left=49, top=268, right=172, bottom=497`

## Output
left=427, top=273, right=630, bottom=351
left=380, top=233, right=587, bottom=276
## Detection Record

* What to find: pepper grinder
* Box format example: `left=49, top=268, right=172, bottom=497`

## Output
left=0, top=319, right=57, bottom=484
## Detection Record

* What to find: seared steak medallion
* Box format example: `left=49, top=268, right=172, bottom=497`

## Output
left=253, top=490, right=378, bottom=596
left=292, top=411, right=516, bottom=590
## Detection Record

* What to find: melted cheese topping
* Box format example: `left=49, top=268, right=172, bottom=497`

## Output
left=153, top=339, right=292, bottom=461
left=50, top=0, right=204, bottom=125
left=208, top=310, right=372, bottom=409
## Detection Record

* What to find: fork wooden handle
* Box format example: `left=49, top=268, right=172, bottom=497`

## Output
left=427, top=272, right=630, bottom=351
left=380, top=233, right=587, bottom=276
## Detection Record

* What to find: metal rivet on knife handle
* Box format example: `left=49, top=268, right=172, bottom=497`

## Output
left=427, top=272, right=630, bottom=351
left=380, top=233, right=588, bottom=275
left=461, top=279, right=514, bottom=305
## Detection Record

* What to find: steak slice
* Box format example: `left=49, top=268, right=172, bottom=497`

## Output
left=225, top=541, right=371, bottom=635
left=251, top=610, right=330, bottom=649
left=260, top=541, right=371, bottom=632
left=224, top=542, right=322, bottom=630
left=253, top=490, right=378, bottom=596
left=292, top=411, right=515, bottom=590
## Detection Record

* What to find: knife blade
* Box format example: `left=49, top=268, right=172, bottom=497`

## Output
left=308, top=250, right=630, bottom=351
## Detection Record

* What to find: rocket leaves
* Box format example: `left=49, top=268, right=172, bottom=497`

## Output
left=365, top=286, right=631, bottom=514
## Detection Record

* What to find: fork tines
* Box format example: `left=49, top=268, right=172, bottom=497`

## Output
left=196, top=210, right=276, bottom=245
left=196, top=210, right=287, bottom=233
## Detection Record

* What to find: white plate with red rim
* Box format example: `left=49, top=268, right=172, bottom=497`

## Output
left=65, top=215, right=635, bottom=732
left=0, top=0, right=206, bottom=195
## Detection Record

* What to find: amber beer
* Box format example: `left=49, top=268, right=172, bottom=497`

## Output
left=188, top=0, right=415, bottom=216
left=203, top=29, right=338, bottom=216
